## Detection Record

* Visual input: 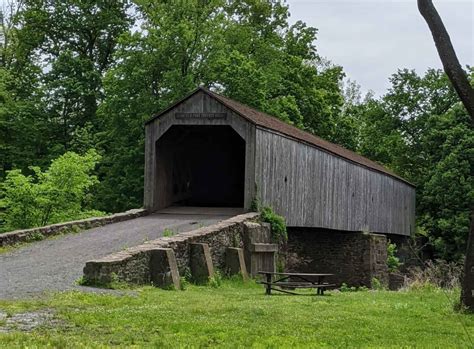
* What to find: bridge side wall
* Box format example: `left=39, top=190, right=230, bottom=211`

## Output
left=255, top=128, right=416, bottom=236
left=0, top=209, right=147, bottom=247
left=83, top=213, right=259, bottom=285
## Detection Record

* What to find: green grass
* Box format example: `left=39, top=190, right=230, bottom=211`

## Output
left=0, top=280, right=472, bottom=348
left=162, top=228, right=176, bottom=237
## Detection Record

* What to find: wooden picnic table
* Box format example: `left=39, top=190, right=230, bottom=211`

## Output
left=257, top=271, right=335, bottom=295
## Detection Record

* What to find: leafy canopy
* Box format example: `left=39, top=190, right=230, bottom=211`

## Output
left=0, top=150, right=103, bottom=231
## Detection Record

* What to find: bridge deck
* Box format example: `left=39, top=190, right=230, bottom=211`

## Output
left=0, top=208, right=239, bottom=299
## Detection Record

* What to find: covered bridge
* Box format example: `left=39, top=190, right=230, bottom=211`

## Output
left=144, top=87, right=416, bottom=286
left=144, top=87, right=415, bottom=237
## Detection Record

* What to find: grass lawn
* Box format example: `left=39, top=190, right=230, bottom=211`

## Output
left=0, top=280, right=472, bottom=348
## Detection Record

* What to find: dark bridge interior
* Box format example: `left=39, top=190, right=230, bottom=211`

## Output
left=155, top=125, right=245, bottom=208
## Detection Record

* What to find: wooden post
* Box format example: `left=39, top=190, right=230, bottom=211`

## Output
left=265, top=273, right=272, bottom=295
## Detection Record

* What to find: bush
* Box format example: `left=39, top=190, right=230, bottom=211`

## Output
left=340, top=283, right=368, bottom=292
left=163, top=228, right=175, bottom=237
left=260, top=206, right=287, bottom=242
left=26, top=232, right=45, bottom=242
left=405, top=259, right=462, bottom=290
left=179, top=277, right=189, bottom=291
left=208, top=271, right=223, bottom=288
left=371, top=277, right=385, bottom=290
left=387, top=241, right=401, bottom=272
left=0, top=150, right=103, bottom=232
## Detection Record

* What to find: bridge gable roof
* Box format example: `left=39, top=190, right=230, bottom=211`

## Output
left=146, top=87, right=413, bottom=186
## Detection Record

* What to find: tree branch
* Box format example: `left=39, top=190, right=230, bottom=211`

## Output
left=418, top=0, right=474, bottom=122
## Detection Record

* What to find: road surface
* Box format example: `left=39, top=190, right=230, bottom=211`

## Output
left=0, top=208, right=241, bottom=299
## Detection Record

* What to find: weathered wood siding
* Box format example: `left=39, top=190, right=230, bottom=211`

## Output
left=255, top=128, right=415, bottom=236
left=144, top=91, right=256, bottom=211
left=145, top=90, right=415, bottom=236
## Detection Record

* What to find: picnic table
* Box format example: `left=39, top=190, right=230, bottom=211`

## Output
left=257, top=271, right=335, bottom=295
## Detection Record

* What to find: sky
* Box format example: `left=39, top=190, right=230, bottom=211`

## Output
left=287, top=0, right=474, bottom=96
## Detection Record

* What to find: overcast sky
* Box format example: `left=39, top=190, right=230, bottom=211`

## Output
left=287, top=0, right=473, bottom=96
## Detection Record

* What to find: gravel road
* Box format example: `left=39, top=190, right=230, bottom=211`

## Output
left=0, top=210, right=237, bottom=299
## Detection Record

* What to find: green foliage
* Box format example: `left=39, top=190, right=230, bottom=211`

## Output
left=26, top=232, right=45, bottom=242
left=1, top=0, right=472, bottom=262
left=250, top=196, right=261, bottom=212
left=0, top=150, right=102, bottom=232
left=179, top=277, right=190, bottom=291
left=387, top=241, right=402, bottom=272
left=356, top=69, right=473, bottom=260
left=14, top=0, right=132, bottom=150
left=162, top=228, right=175, bottom=237
left=183, top=268, right=193, bottom=284
left=340, top=283, right=369, bottom=292
left=417, top=106, right=473, bottom=260
left=276, top=255, right=285, bottom=273
left=260, top=206, right=287, bottom=242
left=371, top=277, right=385, bottom=291
left=75, top=276, right=90, bottom=286
left=208, top=271, right=223, bottom=288
left=95, top=0, right=345, bottom=212
left=1, top=0, right=346, bottom=215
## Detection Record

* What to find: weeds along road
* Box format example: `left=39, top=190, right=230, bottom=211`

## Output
left=0, top=209, right=238, bottom=299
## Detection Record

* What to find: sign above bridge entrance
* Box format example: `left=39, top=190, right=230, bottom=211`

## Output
left=175, top=112, right=227, bottom=119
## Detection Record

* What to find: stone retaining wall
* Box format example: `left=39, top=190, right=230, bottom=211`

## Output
left=0, top=209, right=148, bottom=247
left=286, top=228, right=388, bottom=287
left=82, top=212, right=260, bottom=285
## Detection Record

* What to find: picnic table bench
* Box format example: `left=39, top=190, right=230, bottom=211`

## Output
left=257, top=271, right=335, bottom=295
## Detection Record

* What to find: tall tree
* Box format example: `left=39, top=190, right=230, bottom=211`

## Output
left=15, top=0, right=132, bottom=153
left=349, top=67, right=472, bottom=261
left=0, top=0, right=49, bottom=177
left=418, top=0, right=474, bottom=310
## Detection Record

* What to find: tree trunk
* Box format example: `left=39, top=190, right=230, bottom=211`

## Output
left=417, top=0, right=474, bottom=310
left=418, top=0, right=474, bottom=122
left=461, top=211, right=474, bottom=309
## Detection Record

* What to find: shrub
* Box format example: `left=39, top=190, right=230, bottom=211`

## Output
left=371, top=277, right=385, bottom=290
left=163, top=228, right=175, bottom=237
left=387, top=241, right=401, bottom=272
left=76, top=276, right=90, bottom=286
left=0, top=150, right=103, bottom=232
left=340, top=283, right=368, bottom=292
left=179, top=277, right=189, bottom=291
left=405, top=259, right=462, bottom=290
left=208, top=271, right=223, bottom=288
left=250, top=196, right=260, bottom=212
left=260, top=206, right=287, bottom=242
left=26, top=232, right=45, bottom=242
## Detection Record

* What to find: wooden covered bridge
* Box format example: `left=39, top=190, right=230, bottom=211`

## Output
left=144, top=87, right=415, bottom=235
left=143, top=87, right=415, bottom=285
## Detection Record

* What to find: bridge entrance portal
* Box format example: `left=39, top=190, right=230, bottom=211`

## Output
left=155, top=125, right=245, bottom=208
